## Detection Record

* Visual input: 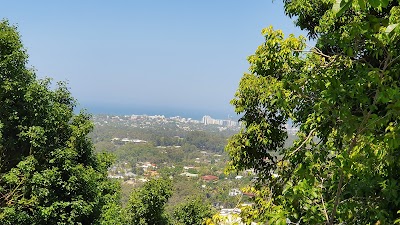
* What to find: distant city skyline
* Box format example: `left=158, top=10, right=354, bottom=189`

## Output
left=1, top=1, right=306, bottom=116
left=202, top=115, right=238, bottom=126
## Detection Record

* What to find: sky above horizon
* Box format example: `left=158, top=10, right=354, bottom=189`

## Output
left=1, top=1, right=306, bottom=119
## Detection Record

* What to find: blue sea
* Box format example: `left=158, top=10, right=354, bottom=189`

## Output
left=76, top=102, right=239, bottom=121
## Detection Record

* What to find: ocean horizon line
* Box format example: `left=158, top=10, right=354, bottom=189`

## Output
left=76, top=102, right=239, bottom=121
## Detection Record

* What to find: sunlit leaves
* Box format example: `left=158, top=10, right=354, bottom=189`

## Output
left=227, top=0, right=400, bottom=223
left=332, top=0, right=352, bottom=17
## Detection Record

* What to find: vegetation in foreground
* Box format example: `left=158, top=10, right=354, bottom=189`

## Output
left=0, top=20, right=120, bottom=224
left=2, top=0, right=400, bottom=224
left=226, top=0, right=400, bottom=224
left=0, top=20, right=217, bottom=225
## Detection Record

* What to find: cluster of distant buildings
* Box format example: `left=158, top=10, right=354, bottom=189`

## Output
left=201, top=115, right=239, bottom=127
left=130, top=114, right=240, bottom=127
left=111, top=137, right=147, bottom=144
left=93, top=114, right=301, bottom=134
left=116, top=114, right=241, bottom=126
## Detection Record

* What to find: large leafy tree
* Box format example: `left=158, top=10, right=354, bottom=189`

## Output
left=0, top=20, right=121, bottom=224
left=125, top=177, right=173, bottom=225
left=173, top=196, right=214, bottom=225
left=226, top=0, right=400, bottom=224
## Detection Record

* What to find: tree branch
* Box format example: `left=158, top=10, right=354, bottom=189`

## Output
left=318, top=177, right=329, bottom=223
left=329, top=83, right=381, bottom=224
left=328, top=168, right=344, bottom=225
left=384, top=54, right=400, bottom=70
left=321, top=192, right=329, bottom=223
left=289, top=128, right=316, bottom=156
left=0, top=178, right=24, bottom=206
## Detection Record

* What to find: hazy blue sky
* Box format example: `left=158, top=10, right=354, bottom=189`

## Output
left=1, top=1, right=305, bottom=119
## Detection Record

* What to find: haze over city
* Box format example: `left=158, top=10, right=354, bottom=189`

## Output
left=1, top=1, right=304, bottom=119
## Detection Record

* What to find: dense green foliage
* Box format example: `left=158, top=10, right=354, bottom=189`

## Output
left=227, top=0, right=400, bottom=224
left=91, top=125, right=230, bottom=154
left=173, top=196, right=214, bottom=225
left=125, top=178, right=173, bottom=225
left=0, top=20, right=120, bottom=225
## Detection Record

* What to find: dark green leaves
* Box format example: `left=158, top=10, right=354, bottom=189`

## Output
left=0, top=20, right=121, bottom=225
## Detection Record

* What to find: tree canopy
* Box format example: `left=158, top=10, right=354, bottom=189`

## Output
left=0, top=20, right=120, bottom=225
left=226, top=0, right=400, bottom=224
left=125, top=177, right=173, bottom=225
left=173, top=196, right=214, bottom=225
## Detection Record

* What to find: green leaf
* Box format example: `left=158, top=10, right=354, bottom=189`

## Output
left=368, top=0, right=380, bottom=8
left=333, top=0, right=353, bottom=17
left=347, top=47, right=354, bottom=56
left=381, top=0, right=389, bottom=8
left=385, top=23, right=399, bottom=34
left=332, top=0, right=343, bottom=14
left=358, top=0, right=366, bottom=10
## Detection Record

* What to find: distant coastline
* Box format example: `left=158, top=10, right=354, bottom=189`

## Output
left=77, top=102, right=239, bottom=121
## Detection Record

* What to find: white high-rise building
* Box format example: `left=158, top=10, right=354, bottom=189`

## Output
left=202, top=115, right=238, bottom=126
